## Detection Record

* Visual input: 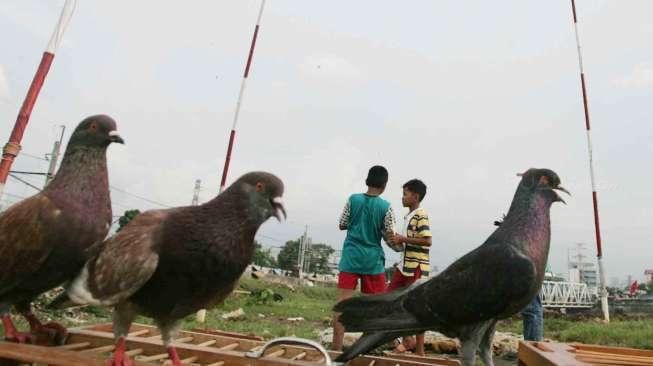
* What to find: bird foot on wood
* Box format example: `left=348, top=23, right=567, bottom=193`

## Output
left=164, top=346, right=183, bottom=366
left=105, top=357, right=133, bottom=366
left=107, top=337, right=133, bottom=366
left=32, top=321, right=69, bottom=346
left=4, top=331, right=34, bottom=344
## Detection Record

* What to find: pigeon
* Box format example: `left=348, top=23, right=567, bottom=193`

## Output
left=0, top=115, right=123, bottom=344
left=52, top=172, right=285, bottom=366
left=333, top=168, right=567, bottom=366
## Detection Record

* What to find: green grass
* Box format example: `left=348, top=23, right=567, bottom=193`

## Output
left=497, top=317, right=653, bottom=350
left=182, top=278, right=338, bottom=339
left=3, top=279, right=652, bottom=352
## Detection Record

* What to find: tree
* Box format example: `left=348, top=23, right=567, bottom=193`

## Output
left=252, top=240, right=277, bottom=268
left=638, top=282, right=649, bottom=293
left=277, top=239, right=300, bottom=271
left=276, top=238, right=335, bottom=275
left=117, top=209, right=141, bottom=232
left=308, top=243, right=335, bottom=274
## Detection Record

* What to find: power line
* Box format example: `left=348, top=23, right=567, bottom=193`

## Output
left=9, top=170, right=48, bottom=176
left=9, top=174, right=42, bottom=192
left=109, top=185, right=173, bottom=208
left=3, top=192, right=27, bottom=200
left=19, top=152, right=49, bottom=161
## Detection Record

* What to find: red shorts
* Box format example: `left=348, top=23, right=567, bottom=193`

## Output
left=337, top=271, right=387, bottom=294
left=387, top=266, right=423, bottom=291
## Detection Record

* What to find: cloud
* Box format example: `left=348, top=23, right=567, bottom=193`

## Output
left=0, top=65, right=9, bottom=101
left=614, top=63, right=653, bottom=88
left=299, top=54, right=365, bottom=83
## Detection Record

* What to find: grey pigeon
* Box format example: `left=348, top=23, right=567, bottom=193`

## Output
left=53, top=172, right=285, bottom=366
left=334, top=168, right=567, bottom=366
left=0, top=115, right=123, bottom=344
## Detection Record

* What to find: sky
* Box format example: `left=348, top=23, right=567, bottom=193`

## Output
left=0, top=1, right=651, bottom=284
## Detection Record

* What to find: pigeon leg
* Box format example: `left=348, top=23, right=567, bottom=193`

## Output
left=106, top=336, right=133, bottom=366
left=159, top=320, right=182, bottom=366
left=20, top=310, right=68, bottom=345
left=166, top=346, right=183, bottom=366
left=460, top=339, right=478, bottom=366
left=478, top=320, right=497, bottom=366
left=1, top=313, right=33, bottom=344
left=108, top=302, right=137, bottom=366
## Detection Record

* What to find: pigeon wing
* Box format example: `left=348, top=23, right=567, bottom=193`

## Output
left=405, top=243, right=536, bottom=326
left=82, top=209, right=169, bottom=305
left=0, top=195, right=62, bottom=295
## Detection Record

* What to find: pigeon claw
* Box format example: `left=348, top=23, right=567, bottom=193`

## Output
left=5, top=331, right=34, bottom=344
left=33, top=321, right=69, bottom=346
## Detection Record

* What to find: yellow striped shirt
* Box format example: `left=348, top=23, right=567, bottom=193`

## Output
left=400, top=208, right=432, bottom=277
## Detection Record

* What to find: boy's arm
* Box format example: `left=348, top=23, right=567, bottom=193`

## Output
left=383, top=206, right=396, bottom=238
left=396, top=212, right=432, bottom=247
left=383, top=207, right=403, bottom=251
left=338, top=200, right=351, bottom=230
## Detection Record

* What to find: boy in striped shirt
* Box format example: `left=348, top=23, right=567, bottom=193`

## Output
left=388, top=179, right=431, bottom=355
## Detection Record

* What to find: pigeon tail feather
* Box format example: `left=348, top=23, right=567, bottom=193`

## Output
left=335, top=331, right=412, bottom=363
left=334, top=287, right=423, bottom=333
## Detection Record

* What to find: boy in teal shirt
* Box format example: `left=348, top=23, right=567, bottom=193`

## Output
left=332, top=165, right=397, bottom=351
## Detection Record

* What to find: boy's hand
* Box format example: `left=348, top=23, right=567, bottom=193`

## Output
left=394, top=234, right=408, bottom=245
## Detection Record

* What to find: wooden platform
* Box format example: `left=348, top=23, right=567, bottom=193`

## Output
left=518, top=340, right=653, bottom=365
left=0, top=323, right=461, bottom=366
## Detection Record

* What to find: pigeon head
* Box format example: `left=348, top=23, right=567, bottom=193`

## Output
left=67, top=115, right=124, bottom=149
left=517, top=168, right=569, bottom=204
left=235, top=172, right=286, bottom=222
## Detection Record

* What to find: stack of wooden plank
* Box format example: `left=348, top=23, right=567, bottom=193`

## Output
left=519, top=340, right=653, bottom=366
left=0, top=323, right=462, bottom=366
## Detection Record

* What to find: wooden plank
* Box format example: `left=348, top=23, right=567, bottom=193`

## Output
left=380, top=351, right=460, bottom=366
left=128, top=329, right=152, bottom=337
left=198, top=340, right=218, bottom=347
left=68, top=324, right=464, bottom=366
left=575, top=349, right=653, bottom=362
left=190, top=328, right=264, bottom=341
left=68, top=329, right=319, bottom=366
left=0, top=342, right=150, bottom=366
left=571, top=343, right=653, bottom=358
left=518, top=341, right=570, bottom=366
left=576, top=355, right=653, bottom=366
left=205, top=362, right=225, bottom=366
left=58, top=342, right=91, bottom=350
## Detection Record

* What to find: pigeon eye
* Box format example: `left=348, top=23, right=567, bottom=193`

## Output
left=255, top=182, right=265, bottom=192
left=89, top=122, right=98, bottom=131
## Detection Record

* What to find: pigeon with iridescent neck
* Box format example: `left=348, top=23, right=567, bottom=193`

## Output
left=0, top=115, right=123, bottom=345
left=334, top=168, right=568, bottom=366
left=52, top=172, right=285, bottom=366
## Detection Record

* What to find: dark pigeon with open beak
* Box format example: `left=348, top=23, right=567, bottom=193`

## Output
left=0, top=115, right=123, bottom=345
left=333, top=168, right=568, bottom=366
left=52, top=172, right=285, bottom=366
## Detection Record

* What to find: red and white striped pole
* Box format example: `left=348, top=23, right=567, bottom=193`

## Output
left=197, top=0, right=266, bottom=323
left=218, top=0, right=267, bottom=193
left=569, top=0, right=609, bottom=322
left=0, top=0, right=77, bottom=200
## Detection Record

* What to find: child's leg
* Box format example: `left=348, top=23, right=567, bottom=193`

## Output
left=333, top=272, right=358, bottom=351
left=415, top=332, right=425, bottom=356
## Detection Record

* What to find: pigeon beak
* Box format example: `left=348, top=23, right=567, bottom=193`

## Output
left=552, top=186, right=570, bottom=204
left=108, top=130, right=125, bottom=144
left=554, top=185, right=571, bottom=196
left=271, top=197, right=286, bottom=221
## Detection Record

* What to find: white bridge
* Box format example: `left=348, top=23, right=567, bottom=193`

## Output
left=540, top=280, right=594, bottom=308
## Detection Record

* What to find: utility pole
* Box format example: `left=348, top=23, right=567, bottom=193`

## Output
left=297, top=226, right=308, bottom=280
left=44, top=125, right=65, bottom=187
left=193, top=178, right=206, bottom=323
left=191, top=179, right=201, bottom=206
left=303, top=236, right=312, bottom=274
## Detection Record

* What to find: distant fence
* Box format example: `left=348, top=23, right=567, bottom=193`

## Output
left=610, top=299, right=653, bottom=314
left=541, top=280, right=594, bottom=309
